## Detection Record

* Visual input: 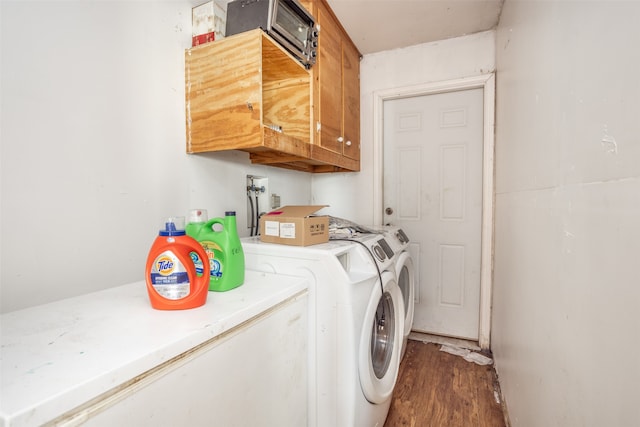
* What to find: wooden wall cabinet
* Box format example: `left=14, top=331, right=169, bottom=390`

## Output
left=184, top=1, right=361, bottom=173
left=303, top=0, right=361, bottom=172
left=185, top=29, right=314, bottom=170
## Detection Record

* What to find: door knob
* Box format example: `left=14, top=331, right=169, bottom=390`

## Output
left=385, top=207, right=394, bottom=215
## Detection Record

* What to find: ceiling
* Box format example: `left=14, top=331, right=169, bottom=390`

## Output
left=325, top=0, right=505, bottom=55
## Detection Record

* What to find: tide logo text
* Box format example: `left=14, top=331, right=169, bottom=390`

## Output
left=156, top=256, right=175, bottom=276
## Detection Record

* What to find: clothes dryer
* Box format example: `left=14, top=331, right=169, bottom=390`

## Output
left=242, top=237, right=404, bottom=427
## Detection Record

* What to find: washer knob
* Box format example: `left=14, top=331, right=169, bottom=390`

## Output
left=373, top=245, right=386, bottom=261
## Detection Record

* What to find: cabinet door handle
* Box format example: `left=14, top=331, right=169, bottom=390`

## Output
left=337, top=136, right=344, bottom=143
left=345, top=140, right=352, bottom=146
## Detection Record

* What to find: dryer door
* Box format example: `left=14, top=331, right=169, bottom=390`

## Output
left=358, top=271, right=404, bottom=404
left=396, top=251, right=415, bottom=337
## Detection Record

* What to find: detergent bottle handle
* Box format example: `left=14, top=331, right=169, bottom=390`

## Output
left=205, top=217, right=225, bottom=232
left=183, top=239, right=210, bottom=286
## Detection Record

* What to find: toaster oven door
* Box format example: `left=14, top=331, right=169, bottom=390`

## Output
left=270, top=0, right=314, bottom=56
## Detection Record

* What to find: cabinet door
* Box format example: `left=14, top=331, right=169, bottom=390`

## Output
left=317, top=4, right=343, bottom=154
left=80, top=295, right=308, bottom=426
left=342, top=39, right=360, bottom=161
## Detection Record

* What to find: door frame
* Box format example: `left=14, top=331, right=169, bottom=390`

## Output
left=372, top=73, right=495, bottom=350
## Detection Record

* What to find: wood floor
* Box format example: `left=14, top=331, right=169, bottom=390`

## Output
left=384, top=339, right=507, bottom=427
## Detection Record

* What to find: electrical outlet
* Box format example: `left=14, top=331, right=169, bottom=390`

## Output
left=271, top=193, right=281, bottom=209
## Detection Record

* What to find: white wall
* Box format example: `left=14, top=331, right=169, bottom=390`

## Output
left=493, top=1, right=640, bottom=426
left=312, top=31, right=496, bottom=224
left=0, top=1, right=312, bottom=313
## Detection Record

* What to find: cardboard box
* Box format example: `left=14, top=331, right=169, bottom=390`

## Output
left=260, top=205, right=329, bottom=246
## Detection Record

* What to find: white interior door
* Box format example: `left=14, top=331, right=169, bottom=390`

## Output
left=383, top=88, right=484, bottom=340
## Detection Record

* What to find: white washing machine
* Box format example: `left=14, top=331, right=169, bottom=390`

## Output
left=365, top=226, right=415, bottom=360
left=242, top=236, right=404, bottom=427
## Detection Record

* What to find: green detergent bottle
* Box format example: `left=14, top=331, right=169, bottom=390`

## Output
left=187, top=210, right=245, bottom=292
left=186, top=209, right=208, bottom=277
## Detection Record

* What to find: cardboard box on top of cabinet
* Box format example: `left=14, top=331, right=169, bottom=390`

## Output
left=260, top=205, right=329, bottom=246
left=192, top=0, right=227, bottom=46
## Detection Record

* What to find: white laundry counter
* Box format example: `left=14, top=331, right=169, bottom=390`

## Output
left=1, top=271, right=309, bottom=427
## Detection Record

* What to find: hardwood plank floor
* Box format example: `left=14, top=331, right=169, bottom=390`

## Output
left=384, top=339, right=506, bottom=427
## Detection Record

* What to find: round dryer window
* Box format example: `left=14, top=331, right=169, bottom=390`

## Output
left=371, top=293, right=395, bottom=378
left=358, top=271, right=403, bottom=404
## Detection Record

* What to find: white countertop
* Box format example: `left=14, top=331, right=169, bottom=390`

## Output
left=0, top=270, right=308, bottom=427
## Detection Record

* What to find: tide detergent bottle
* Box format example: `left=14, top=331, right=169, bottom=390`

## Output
left=145, top=216, right=210, bottom=310
left=187, top=211, right=245, bottom=292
